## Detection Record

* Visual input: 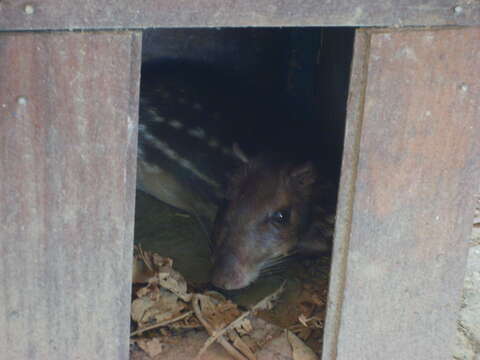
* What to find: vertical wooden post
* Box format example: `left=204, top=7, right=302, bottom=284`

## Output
left=0, top=31, right=141, bottom=359
left=323, top=28, right=480, bottom=360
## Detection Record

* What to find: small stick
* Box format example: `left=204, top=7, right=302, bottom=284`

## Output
left=192, top=295, right=248, bottom=360
left=131, top=311, right=193, bottom=337
left=136, top=244, right=154, bottom=272
left=195, top=282, right=286, bottom=359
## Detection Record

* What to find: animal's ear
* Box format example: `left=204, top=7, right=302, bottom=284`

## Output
left=232, top=142, right=249, bottom=164
left=289, top=162, right=316, bottom=189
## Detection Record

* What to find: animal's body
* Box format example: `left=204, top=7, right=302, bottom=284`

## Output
left=136, top=63, right=242, bottom=227
left=136, top=63, right=336, bottom=290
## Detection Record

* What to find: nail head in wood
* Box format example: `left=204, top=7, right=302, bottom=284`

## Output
left=17, top=96, right=28, bottom=105
left=24, top=4, right=35, bottom=15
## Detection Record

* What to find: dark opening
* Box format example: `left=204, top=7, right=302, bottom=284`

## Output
left=132, top=28, right=354, bottom=359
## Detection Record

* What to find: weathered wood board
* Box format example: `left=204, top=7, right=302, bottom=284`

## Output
left=322, top=30, right=371, bottom=360
left=0, top=0, right=478, bottom=30
left=0, top=31, right=141, bottom=359
left=323, top=28, right=480, bottom=360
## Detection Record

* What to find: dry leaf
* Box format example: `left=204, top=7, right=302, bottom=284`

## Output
left=195, top=282, right=286, bottom=360
left=132, top=258, right=156, bottom=283
left=132, top=288, right=185, bottom=327
left=234, top=318, right=253, bottom=336
left=157, top=267, right=192, bottom=302
left=134, top=246, right=192, bottom=301
left=136, top=279, right=162, bottom=299
left=289, top=324, right=312, bottom=341
left=204, top=290, right=227, bottom=303
left=134, top=337, right=165, bottom=358
left=193, top=294, right=249, bottom=360
left=132, top=297, right=156, bottom=324
left=230, top=331, right=256, bottom=360
left=286, top=330, right=318, bottom=360
left=194, top=294, right=241, bottom=331
left=151, top=252, right=173, bottom=269
left=298, top=313, right=324, bottom=329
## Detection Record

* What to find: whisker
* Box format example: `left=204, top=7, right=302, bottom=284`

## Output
left=264, top=257, right=286, bottom=267
left=258, top=271, right=288, bottom=281
left=260, top=261, right=292, bottom=276
left=262, top=252, right=299, bottom=270
left=264, top=251, right=298, bottom=265
left=261, top=264, right=289, bottom=276
left=262, top=259, right=290, bottom=270
left=259, top=269, right=287, bottom=278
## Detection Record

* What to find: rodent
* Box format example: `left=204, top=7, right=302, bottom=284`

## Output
left=136, top=63, right=243, bottom=229
left=210, top=151, right=336, bottom=290
left=136, top=63, right=336, bottom=291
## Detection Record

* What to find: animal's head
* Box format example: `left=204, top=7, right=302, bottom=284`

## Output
left=210, top=151, right=316, bottom=290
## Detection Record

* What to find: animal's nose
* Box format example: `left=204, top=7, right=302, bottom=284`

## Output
left=211, top=256, right=252, bottom=290
left=211, top=272, right=250, bottom=290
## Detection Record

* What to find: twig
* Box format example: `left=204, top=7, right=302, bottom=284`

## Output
left=195, top=281, right=286, bottom=359
left=131, top=311, right=193, bottom=337
left=192, top=295, right=248, bottom=360
left=135, top=244, right=154, bottom=273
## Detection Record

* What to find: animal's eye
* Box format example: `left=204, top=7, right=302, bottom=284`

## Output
left=270, top=209, right=291, bottom=225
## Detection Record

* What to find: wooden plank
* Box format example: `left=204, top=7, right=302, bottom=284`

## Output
left=323, top=27, right=480, bottom=360
left=0, top=31, right=141, bottom=359
left=321, top=30, right=371, bottom=360
left=0, top=0, right=478, bottom=30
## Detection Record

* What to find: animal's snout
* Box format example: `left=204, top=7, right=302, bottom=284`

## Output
left=211, top=253, right=257, bottom=290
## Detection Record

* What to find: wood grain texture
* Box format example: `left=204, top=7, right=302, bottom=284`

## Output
left=326, top=28, right=480, bottom=360
left=321, top=30, right=370, bottom=360
left=0, top=31, right=141, bottom=359
left=0, top=0, right=478, bottom=30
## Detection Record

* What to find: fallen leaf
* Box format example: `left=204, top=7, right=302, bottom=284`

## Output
left=286, top=330, right=318, bottom=360
left=135, top=337, right=165, bottom=358
left=132, top=258, right=155, bottom=283
left=132, top=288, right=185, bottom=327
left=157, top=268, right=192, bottom=302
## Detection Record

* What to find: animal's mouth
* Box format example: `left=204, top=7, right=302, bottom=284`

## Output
left=211, top=253, right=295, bottom=290
left=211, top=270, right=257, bottom=290
left=210, top=261, right=260, bottom=290
left=213, top=281, right=250, bottom=291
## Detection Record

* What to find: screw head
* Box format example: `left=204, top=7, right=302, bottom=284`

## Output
left=24, top=4, right=35, bottom=15
left=17, top=96, right=27, bottom=105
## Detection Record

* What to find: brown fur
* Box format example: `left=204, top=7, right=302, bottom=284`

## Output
left=211, top=154, right=331, bottom=290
